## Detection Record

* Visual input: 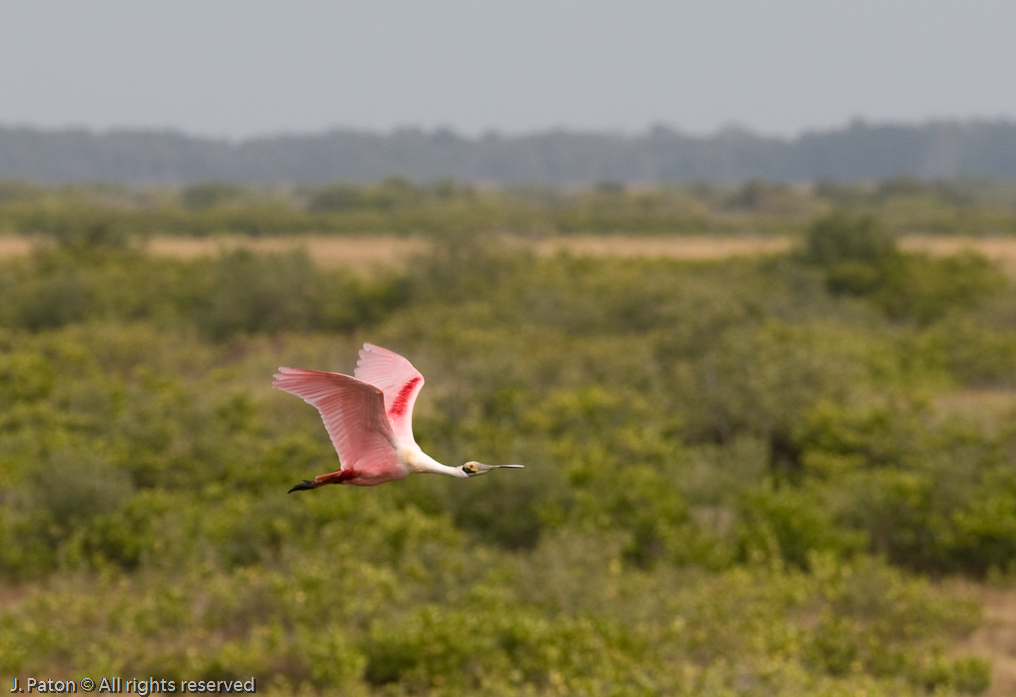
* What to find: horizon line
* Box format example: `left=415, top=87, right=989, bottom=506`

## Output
left=3, top=115, right=1015, bottom=144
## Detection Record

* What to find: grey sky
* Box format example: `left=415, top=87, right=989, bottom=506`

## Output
left=1, top=1, right=1014, bottom=139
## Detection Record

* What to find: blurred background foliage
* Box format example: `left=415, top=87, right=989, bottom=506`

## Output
left=1, top=175, right=1016, bottom=238
left=2, top=182, right=1016, bottom=694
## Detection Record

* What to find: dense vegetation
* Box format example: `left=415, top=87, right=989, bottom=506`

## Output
left=2, top=176, right=1016, bottom=239
left=2, top=203, right=1016, bottom=694
left=4, top=119, right=1016, bottom=184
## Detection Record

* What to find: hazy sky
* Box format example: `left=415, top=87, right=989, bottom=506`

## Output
left=1, top=1, right=1014, bottom=139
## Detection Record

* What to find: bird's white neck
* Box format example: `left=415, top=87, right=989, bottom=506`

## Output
left=403, top=447, right=467, bottom=478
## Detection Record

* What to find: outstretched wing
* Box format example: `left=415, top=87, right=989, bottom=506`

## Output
left=273, top=367, right=408, bottom=485
left=354, top=343, right=425, bottom=445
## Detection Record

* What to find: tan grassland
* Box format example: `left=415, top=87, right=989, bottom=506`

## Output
left=0, top=236, right=33, bottom=256
left=8, top=234, right=1016, bottom=272
left=144, top=235, right=431, bottom=267
left=548, top=236, right=1016, bottom=277
left=531, top=235, right=794, bottom=258
left=900, top=236, right=1016, bottom=276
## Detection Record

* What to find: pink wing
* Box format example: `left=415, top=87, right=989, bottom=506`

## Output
left=272, top=367, right=409, bottom=486
left=354, top=343, right=425, bottom=445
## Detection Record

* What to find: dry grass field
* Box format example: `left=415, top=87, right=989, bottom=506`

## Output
left=0, top=236, right=32, bottom=257
left=147, top=235, right=1016, bottom=276
left=900, top=236, right=1016, bottom=276
left=145, top=235, right=431, bottom=267
left=0, top=235, right=431, bottom=267
left=531, top=234, right=794, bottom=259
left=9, top=233, right=1016, bottom=273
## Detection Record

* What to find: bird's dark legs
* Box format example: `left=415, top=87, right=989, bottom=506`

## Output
left=288, top=479, right=321, bottom=493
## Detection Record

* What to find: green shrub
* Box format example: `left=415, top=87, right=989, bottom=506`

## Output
left=803, top=211, right=898, bottom=268
left=874, top=251, right=1007, bottom=324
left=737, top=485, right=866, bottom=569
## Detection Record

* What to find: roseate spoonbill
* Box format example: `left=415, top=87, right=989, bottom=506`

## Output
left=274, top=343, right=524, bottom=491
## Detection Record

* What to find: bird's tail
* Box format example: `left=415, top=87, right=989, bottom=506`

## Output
left=288, top=479, right=321, bottom=493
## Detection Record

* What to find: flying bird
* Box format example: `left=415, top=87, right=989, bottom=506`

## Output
left=274, top=343, right=524, bottom=491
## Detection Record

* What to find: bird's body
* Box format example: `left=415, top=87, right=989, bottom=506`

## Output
left=273, top=343, right=522, bottom=490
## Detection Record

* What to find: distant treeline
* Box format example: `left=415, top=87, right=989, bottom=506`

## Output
left=2, top=119, right=1016, bottom=185
left=5, top=177, right=1016, bottom=239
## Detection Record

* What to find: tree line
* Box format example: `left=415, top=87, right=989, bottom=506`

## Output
left=2, top=118, right=1016, bottom=184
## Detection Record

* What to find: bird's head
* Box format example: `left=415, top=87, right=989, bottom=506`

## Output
left=461, top=461, right=525, bottom=478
